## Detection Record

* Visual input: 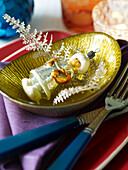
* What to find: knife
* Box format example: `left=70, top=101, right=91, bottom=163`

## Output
left=0, top=107, right=102, bottom=161
left=0, top=107, right=127, bottom=161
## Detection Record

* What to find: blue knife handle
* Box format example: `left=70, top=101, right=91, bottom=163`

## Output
left=0, top=117, right=79, bottom=161
left=48, top=130, right=92, bottom=170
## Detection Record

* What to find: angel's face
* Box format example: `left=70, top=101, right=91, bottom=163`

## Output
left=69, top=57, right=81, bottom=68
left=68, top=52, right=90, bottom=74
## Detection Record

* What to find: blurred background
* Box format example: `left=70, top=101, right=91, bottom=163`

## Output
left=0, top=0, right=66, bottom=47
left=1, top=0, right=128, bottom=47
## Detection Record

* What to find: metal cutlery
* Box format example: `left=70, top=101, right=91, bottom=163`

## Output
left=48, top=63, right=128, bottom=170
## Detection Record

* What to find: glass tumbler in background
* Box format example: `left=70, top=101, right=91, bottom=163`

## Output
left=92, top=0, right=128, bottom=40
left=61, top=0, right=102, bottom=33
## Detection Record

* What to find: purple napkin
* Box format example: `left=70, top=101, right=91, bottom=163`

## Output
left=0, top=40, right=128, bottom=170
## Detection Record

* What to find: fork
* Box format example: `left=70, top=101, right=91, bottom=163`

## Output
left=48, top=63, right=128, bottom=170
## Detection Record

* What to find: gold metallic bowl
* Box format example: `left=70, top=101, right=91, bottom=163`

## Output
left=0, top=32, right=121, bottom=117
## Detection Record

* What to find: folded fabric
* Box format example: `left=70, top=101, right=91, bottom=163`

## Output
left=0, top=39, right=128, bottom=170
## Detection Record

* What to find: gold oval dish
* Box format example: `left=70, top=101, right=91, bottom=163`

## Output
left=0, top=32, right=121, bottom=117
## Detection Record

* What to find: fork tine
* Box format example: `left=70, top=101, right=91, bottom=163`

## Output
left=115, top=73, right=128, bottom=98
left=120, top=85, right=128, bottom=99
left=108, top=63, right=128, bottom=97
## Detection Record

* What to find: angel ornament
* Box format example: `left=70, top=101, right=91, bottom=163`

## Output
left=22, top=49, right=99, bottom=103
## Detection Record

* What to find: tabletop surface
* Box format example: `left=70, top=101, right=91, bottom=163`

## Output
left=0, top=0, right=70, bottom=48
left=0, top=1, right=128, bottom=169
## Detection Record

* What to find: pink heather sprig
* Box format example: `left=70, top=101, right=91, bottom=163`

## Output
left=3, top=14, right=53, bottom=52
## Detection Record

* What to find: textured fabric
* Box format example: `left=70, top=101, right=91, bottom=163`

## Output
left=0, top=40, right=128, bottom=170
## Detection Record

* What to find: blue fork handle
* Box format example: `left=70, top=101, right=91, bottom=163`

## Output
left=48, top=129, right=92, bottom=170
left=0, top=117, right=79, bottom=161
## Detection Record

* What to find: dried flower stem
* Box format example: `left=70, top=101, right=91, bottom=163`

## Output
left=53, top=84, right=100, bottom=105
left=3, top=14, right=53, bottom=51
